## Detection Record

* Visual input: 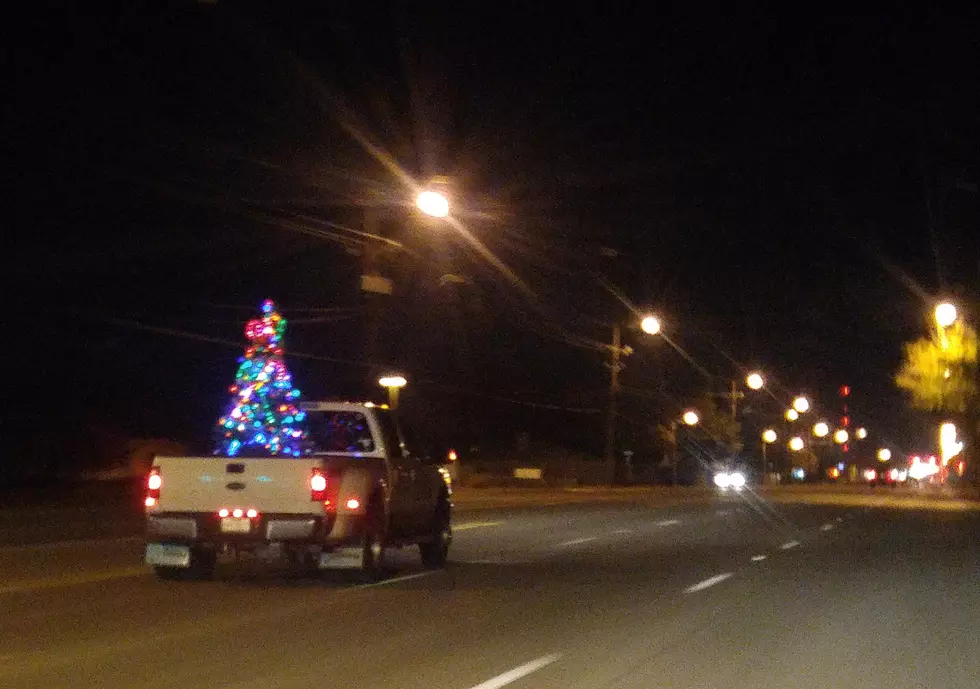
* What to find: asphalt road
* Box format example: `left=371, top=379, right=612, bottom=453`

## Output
left=2, top=491, right=979, bottom=688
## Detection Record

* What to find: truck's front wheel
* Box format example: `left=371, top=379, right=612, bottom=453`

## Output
left=418, top=496, right=452, bottom=568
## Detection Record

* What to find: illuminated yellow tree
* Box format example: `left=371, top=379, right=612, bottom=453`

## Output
left=895, top=321, right=978, bottom=414
left=896, top=320, right=979, bottom=479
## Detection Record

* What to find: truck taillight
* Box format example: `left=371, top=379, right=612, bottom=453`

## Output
left=310, top=469, right=328, bottom=501
left=145, top=466, right=162, bottom=508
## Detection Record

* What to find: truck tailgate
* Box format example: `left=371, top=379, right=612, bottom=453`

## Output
left=153, top=456, right=321, bottom=514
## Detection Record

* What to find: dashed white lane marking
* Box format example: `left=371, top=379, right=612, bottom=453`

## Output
left=612, top=528, right=633, bottom=535
left=468, top=654, right=562, bottom=689
left=751, top=554, right=767, bottom=562
left=685, top=572, right=734, bottom=593
left=557, top=536, right=599, bottom=547
left=455, top=521, right=504, bottom=531
left=820, top=523, right=835, bottom=532
left=357, top=571, right=436, bottom=588
left=656, top=519, right=682, bottom=527
left=780, top=540, right=800, bottom=550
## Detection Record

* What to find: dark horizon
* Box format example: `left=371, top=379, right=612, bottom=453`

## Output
left=6, top=5, right=979, bottom=476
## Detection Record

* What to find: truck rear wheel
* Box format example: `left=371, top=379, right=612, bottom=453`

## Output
left=418, top=496, right=452, bottom=568
left=358, top=506, right=386, bottom=583
left=154, top=546, right=215, bottom=581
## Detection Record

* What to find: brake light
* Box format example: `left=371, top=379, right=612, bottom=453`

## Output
left=246, top=508, right=258, bottom=519
left=232, top=508, right=244, bottom=518
left=145, top=467, right=162, bottom=508
left=218, top=508, right=229, bottom=518
left=310, top=469, right=327, bottom=501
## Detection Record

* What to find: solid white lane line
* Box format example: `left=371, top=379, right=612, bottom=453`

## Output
left=0, top=566, right=148, bottom=595
left=557, top=536, right=599, bottom=547
left=455, top=521, right=505, bottom=531
left=685, top=572, right=734, bottom=593
left=357, top=571, right=436, bottom=588
left=656, top=519, right=682, bottom=526
left=751, top=554, right=767, bottom=562
left=780, top=540, right=800, bottom=550
left=0, top=536, right=143, bottom=553
left=468, top=654, right=562, bottom=689
left=820, top=523, right=835, bottom=532
left=611, top=528, right=633, bottom=535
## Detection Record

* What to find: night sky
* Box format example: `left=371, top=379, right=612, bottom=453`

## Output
left=6, top=4, right=979, bottom=474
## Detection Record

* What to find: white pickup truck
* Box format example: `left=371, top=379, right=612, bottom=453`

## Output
left=144, top=401, right=452, bottom=581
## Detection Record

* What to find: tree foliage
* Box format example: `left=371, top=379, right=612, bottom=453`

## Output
left=895, top=321, right=979, bottom=415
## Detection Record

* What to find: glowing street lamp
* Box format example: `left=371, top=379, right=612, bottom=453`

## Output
left=855, top=427, right=868, bottom=440
left=761, top=428, right=778, bottom=481
left=746, top=372, right=765, bottom=390
left=378, top=375, right=407, bottom=409
left=935, top=302, right=958, bottom=328
left=834, top=429, right=849, bottom=444
left=813, top=422, right=830, bottom=438
left=792, top=396, right=810, bottom=414
left=416, top=190, right=450, bottom=218
left=789, top=437, right=805, bottom=452
left=785, top=409, right=799, bottom=422
left=682, top=410, right=700, bottom=426
left=640, top=315, right=662, bottom=335
left=877, top=448, right=892, bottom=462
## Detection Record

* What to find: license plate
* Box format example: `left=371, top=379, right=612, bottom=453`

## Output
left=145, top=542, right=191, bottom=567
left=220, top=517, right=252, bottom=533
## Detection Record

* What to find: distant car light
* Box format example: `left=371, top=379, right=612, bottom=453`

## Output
left=345, top=498, right=360, bottom=510
left=714, top=472, right=731, bottom=489
left=218, top=508, right=229, bottom=518
left=246, top=508, right=258, bottom=519
left=729, top=472, right=746, bottom=489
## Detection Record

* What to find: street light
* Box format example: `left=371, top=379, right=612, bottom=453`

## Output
left=935, top=302, right=958, bottom=328
left=785, top=409, right=799, bottom=422
left=640, top=315, right=662, bottom=335
left=813, top=422, right=830, bottom=438
left=668, top=409, right=700, bottom=487
left=877, top=448, right=892, bottom=462
left=834, top=429, right=849, bottom=444
left=745, top=372, right=765, bottom=390
left=792, top=396, right=810, bottom=414
left=416, top=190, right=450, bottom=218
left=761, top=429, right=777, bottom=481
left=789, top=436, right=805, bottom=452
left=856, top=427, right=868, bottom=440
left=378, top=375, right=407, bottom=409
left=604, top=315, right=662, bottom=485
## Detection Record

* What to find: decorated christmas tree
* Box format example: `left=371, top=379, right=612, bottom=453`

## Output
left=213, top=299, right=311, bottom=457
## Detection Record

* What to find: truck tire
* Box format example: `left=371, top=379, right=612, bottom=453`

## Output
left=358, top=504, right=386, bottom=583
left=418, top=495, right=452, bottom=568
left=154, top=546, right=216, bottom=581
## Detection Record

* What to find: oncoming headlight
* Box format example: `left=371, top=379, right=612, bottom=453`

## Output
left=714, top=472, right=731, bottom=489
left=729, top=472, right=746, bottom=489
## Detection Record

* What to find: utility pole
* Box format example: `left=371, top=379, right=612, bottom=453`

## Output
left=603, top=324, right=624, bottom=486
left=727, top=378, right=744, bottom=421
left=360, top=207, right=394, bottom=387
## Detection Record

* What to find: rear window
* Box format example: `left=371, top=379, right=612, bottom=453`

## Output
left=307, top=411, right=376, bottom=454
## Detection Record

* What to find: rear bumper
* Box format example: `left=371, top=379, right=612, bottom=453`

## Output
left=146, top=511, right=366, bottom=546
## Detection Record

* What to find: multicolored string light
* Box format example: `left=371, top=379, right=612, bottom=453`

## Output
left=213, top=299, right=310, bottom=457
